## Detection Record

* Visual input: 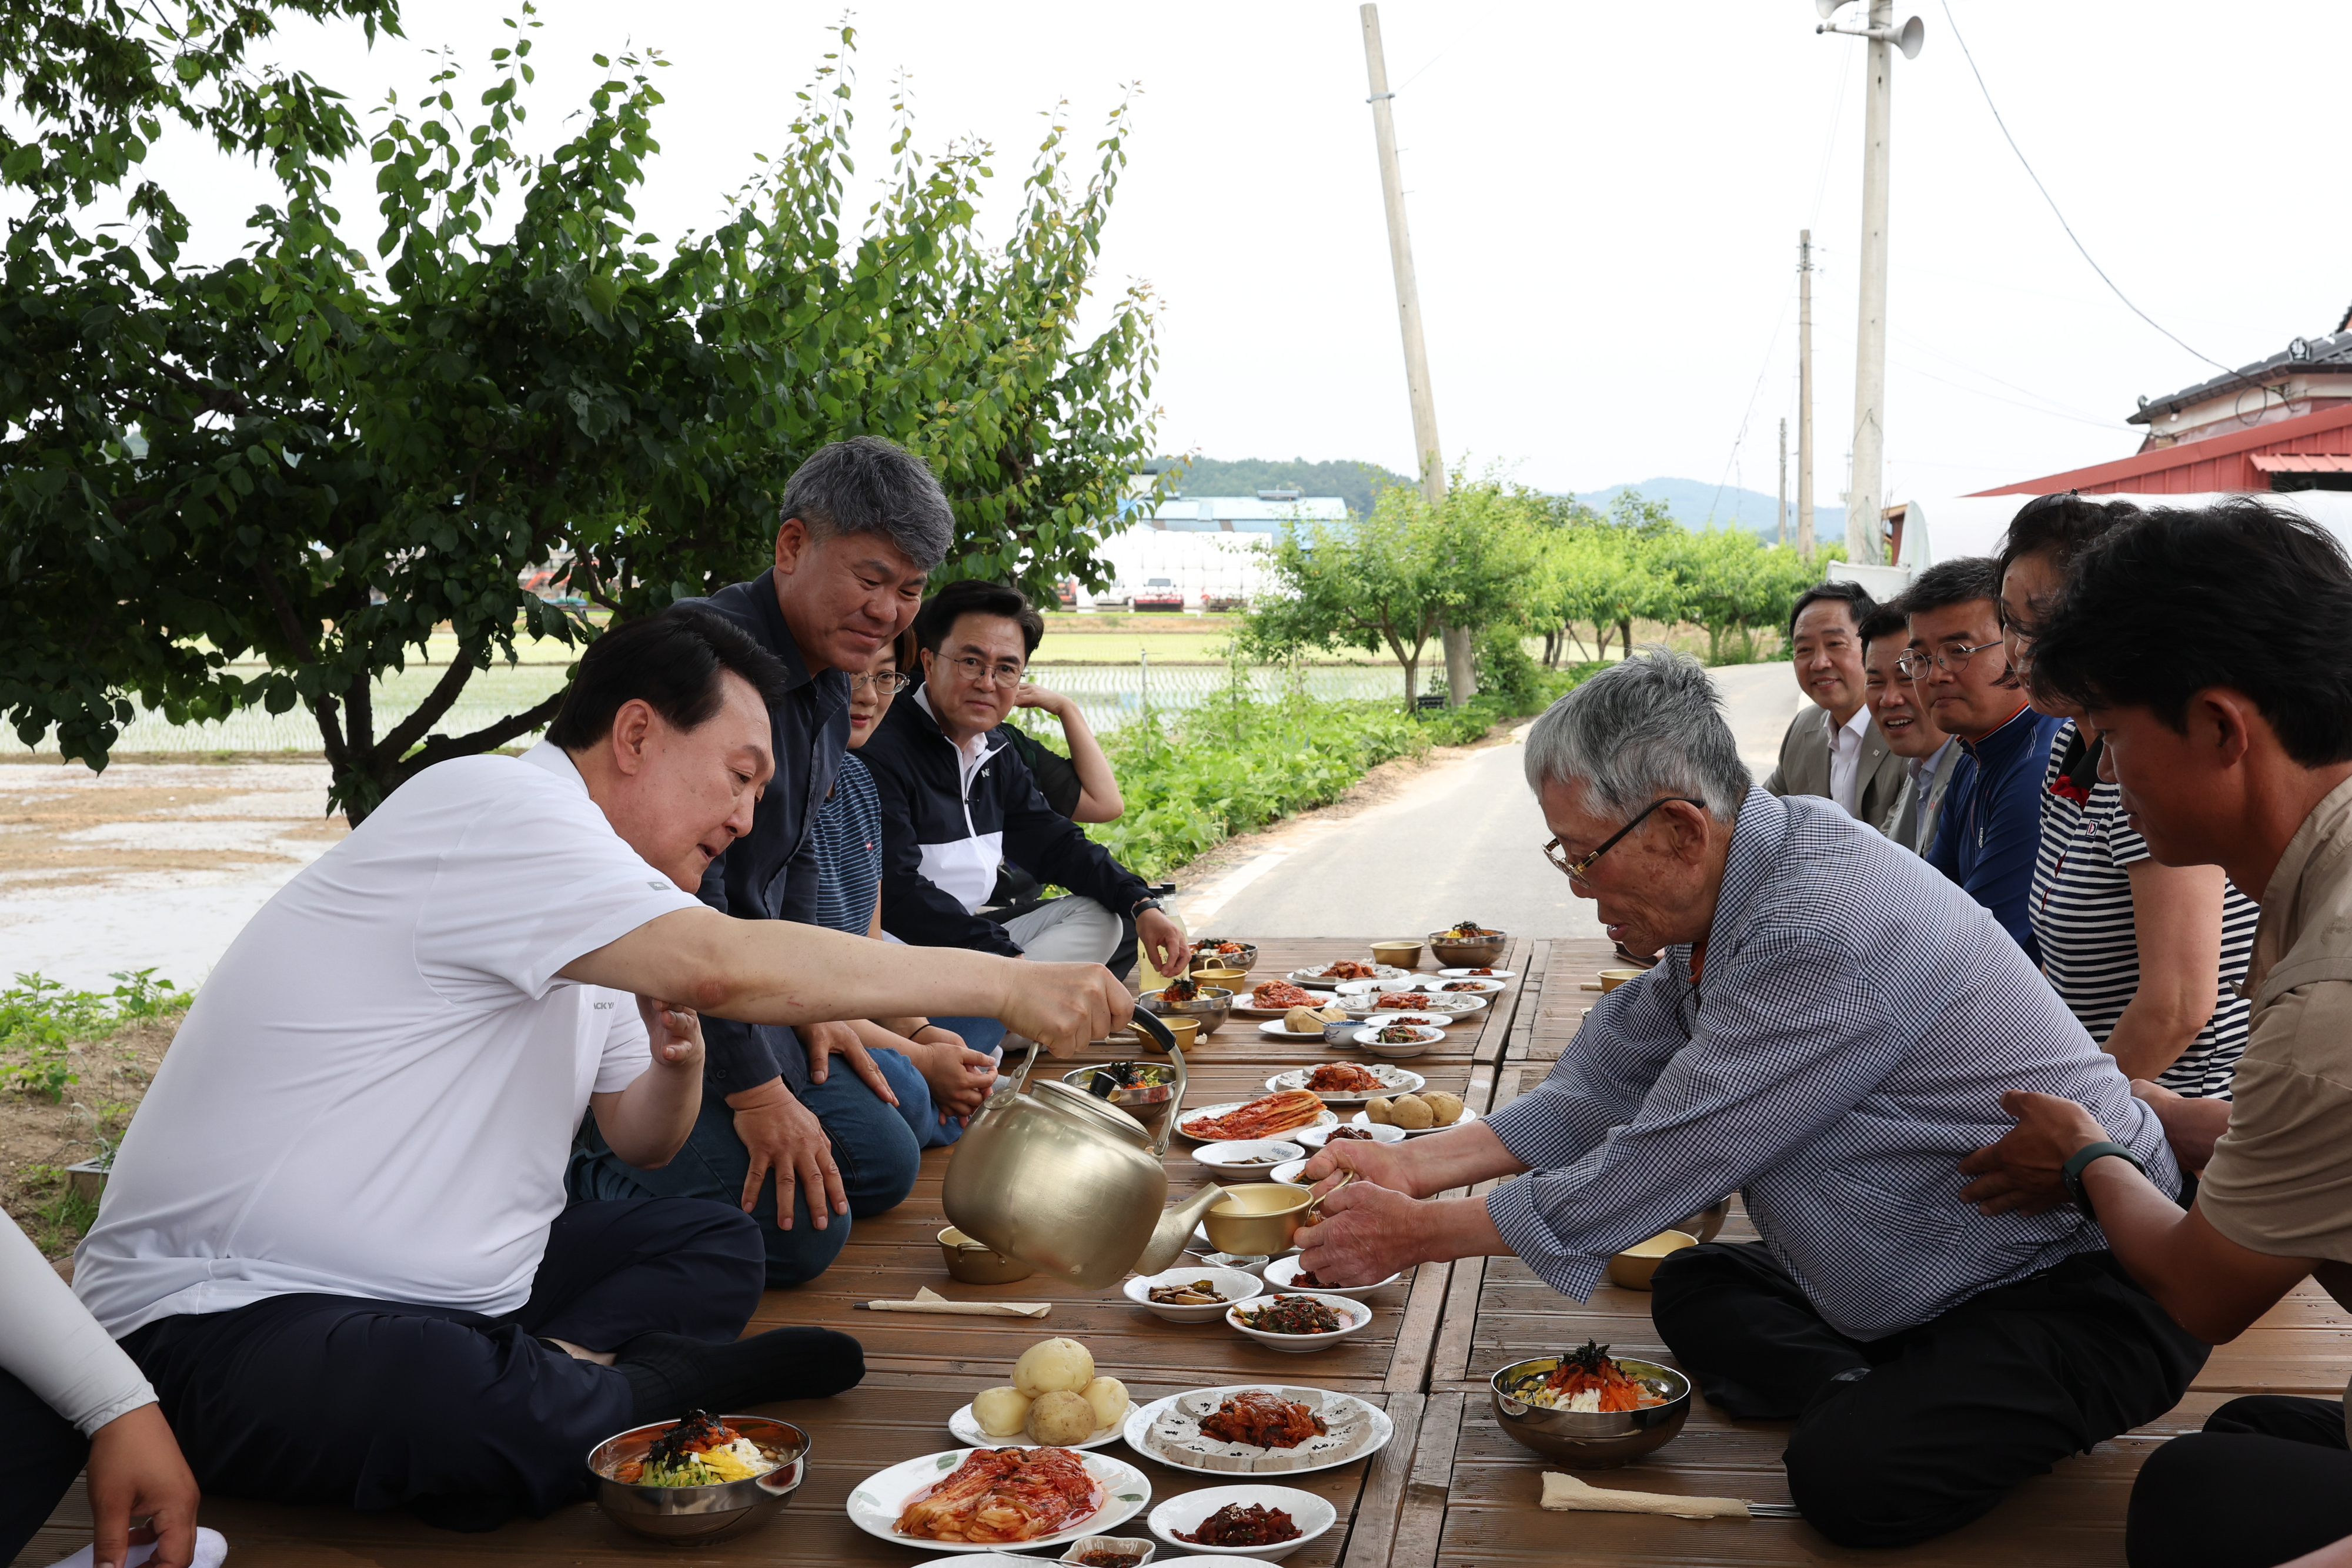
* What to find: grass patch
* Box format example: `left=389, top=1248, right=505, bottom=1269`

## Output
left=1, top=969, right=188, bottom=1102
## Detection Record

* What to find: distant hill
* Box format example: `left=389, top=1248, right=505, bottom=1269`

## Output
left=1575, top=476, right=1843, bottom=542
left=1147, top=456, right=1411, bottom=519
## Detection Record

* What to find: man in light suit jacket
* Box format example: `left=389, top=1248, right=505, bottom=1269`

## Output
left=1859, top=604, right=1959, bottom=855
left=1762, top=581, right=1908, bottom=827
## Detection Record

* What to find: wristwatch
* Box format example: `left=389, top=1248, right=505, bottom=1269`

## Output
left=1131, top=897, right=1165, bottom=918
left=2060, top=1141, right=2147, bottom=1219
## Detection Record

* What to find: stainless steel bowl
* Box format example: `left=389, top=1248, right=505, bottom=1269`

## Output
left=1428, top=929, right=1508, bottom=968
left=1141, top=985, right=1234, bottom=1037
left=1672, top=1198, right=1730, bottom=1244
left=1189, top=941, right=1259, bottom=975
left=588, top=1416, right=809, bottom=1542
left=1489, top=1355, right=1691, bottom=1469
left=1063, top=1061, right=1180, bottom=1142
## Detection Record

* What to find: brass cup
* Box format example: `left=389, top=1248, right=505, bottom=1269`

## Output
left=1596, top=968, right=1646, bottom=992
left=1191, top=967, right=1248, bottom=989
left=1135, top=1016, right=1198, bottom=1054
left=1201, top=1182, right=1315, bottom=1257
left=1370, top=940, right=1424, bottom=968
left=1605, top=1228, right=1697, bottom=1291
left=937, top=1226, right=1036, bottom=1285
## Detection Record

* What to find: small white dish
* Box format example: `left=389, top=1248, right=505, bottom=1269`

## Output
left=1351, top=1024, right=1445, bottom=1058
left=1418, top=976, right=1508, bottom=996
left=1285, top=963, right=1408, bottom=988
left=1255, top=1018, right=1338, bottom=1042
left=1261, top=1064, right=1425, bottom=1102
left=1145, top=1483, right=1338, bottom=1560
left=1351, top=1105, right=1482, bottom=1138
left=1057, top=1536, right=1157, bottom=1566
left=1192, top=1138, right=1307, bottom=1174
left=1123, top=1265, right=1265, bottom=1324
left=1437, top=967, right=1516, bottom=979
left=1358, top=1011, right=1455, bottom=1031
left=948, top=1403, right=1127, bottom=1451
left=1191, top=1249, right=1274, bottom=1276
left=1268, top=1157, right=1309, bottom=1186
left=1262, top=1253, right=1404, bottom=1299
left=1225, top=1290, right=1375, bottom=1353
left=850, top=1448, right=1150, bottom=1553
left=1295, top=1121, right=1408, bottom=1149
left=1178, top=1103, right=1338, bottom=1142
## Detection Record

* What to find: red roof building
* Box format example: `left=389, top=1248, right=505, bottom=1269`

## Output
left=1970, top=302, right=2352, bottom=498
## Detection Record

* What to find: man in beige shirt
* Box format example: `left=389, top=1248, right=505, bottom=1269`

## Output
left=1955, top=497, right=2352, bottom=1568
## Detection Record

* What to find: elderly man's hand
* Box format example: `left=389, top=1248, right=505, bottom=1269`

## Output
left=1958, top=1090, right=2113, bottom=1216
left=1301, top=1136, right=1419, bottom=1199
left=1295, top=1178, right=1428, bottom=1286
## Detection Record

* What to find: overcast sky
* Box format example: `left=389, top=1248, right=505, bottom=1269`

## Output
left=146, top=1, right=2350, bottom=515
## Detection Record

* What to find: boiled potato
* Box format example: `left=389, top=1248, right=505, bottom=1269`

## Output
left=1317, top=1004, right=1349, bottom=1022
left=1012, top=1336, right=1095, bottom=1398
left=1082, top=1375, right=1130, bottom=1431
left=973, top=1385, right=1033, bottom=1438
left=1366, top=1096, right=1394, bottom=1125
left=1284, top=1006, right=1323, bottom=1032
left=1421, top=1091, right=1465, bottom=1127
left=1389, top=1093, right=1435, bottom=1129
left=1025, top=1388, right=1098, bottom=1445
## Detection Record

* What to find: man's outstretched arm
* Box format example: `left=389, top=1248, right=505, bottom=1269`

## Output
left=560, top=906, right=1126, bottom=1058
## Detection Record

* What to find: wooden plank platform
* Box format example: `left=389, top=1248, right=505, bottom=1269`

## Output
left=15, top=939, right=1528, bottom=1568
left=26, top=928, right=2350, bottom=1568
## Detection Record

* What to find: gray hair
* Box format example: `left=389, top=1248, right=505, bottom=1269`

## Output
left=1522, top=648, right=1751, bottom=820
left=781, top=436, right=954, bottom=573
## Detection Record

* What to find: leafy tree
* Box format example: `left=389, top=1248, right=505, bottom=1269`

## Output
left=0, top=4, right=1164, bottom=820
left=1239, top=470, right=1536, bottom=707
left=1148, top=455, right=1409, bottom=518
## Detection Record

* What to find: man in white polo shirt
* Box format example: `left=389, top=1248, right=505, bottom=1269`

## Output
left=72, top=605, right=1127, bottom=1532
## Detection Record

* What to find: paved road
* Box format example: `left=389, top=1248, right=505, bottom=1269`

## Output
left=1182, top=661, right=1805, bottom=942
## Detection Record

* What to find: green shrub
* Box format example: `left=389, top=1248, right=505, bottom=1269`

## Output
left=1, top=969, right=185, bottom=1101
left=1472, top=627, right=1546, bottom=714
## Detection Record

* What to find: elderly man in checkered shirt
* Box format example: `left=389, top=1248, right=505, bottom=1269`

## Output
left=1298, top=650, right=2206, bottom=1549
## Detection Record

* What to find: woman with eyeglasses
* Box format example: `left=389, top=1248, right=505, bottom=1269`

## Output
left=1998, top=494, right=2253, bottom=1101
left=801, top=628, right=1005, bottom=1144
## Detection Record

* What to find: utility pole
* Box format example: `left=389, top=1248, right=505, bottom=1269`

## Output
left=1777, top=417, right=1789, bottom=549
left=1360, top=3, right=1472, bottom=704
left=1818, top=0, right=1922, bottom=566
left=1797, top=229, right=1816, bottom=559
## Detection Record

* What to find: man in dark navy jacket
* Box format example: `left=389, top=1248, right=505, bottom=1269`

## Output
left=569, top=437, right=961, bottom=1285
left=1903, top=557, right=2065, bottom=963
left=861, top=580, right=1188, bottom=985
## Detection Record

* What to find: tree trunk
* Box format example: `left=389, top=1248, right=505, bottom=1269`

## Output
left=1441, top=624, right=1476, bottom=707
left=1399, top=656, right=1419, bottom=709
left=1617, top=617, right=1633, bottom=657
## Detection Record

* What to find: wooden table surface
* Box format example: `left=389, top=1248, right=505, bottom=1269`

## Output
left=26, top=935, right=2348, bottom=1568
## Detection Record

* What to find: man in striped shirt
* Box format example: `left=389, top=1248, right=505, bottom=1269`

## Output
left=1298, top=650, right=2204, bottom=1547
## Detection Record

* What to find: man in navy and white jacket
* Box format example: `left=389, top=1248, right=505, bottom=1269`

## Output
left=859, top=580, right=1189, bottom=982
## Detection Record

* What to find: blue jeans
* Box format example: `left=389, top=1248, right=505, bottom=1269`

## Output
left=570, top=1063, right=932, bottom=1288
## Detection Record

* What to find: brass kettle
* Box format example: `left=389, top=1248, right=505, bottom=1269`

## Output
left=942, top=1011, right=1228, bottom=1289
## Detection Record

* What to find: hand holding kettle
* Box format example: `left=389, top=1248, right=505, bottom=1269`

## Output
left=994, top=960, right=1133, bottom=1057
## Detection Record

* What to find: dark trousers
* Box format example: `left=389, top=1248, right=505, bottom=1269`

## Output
left=1650, top=1241, right=2209, bottom=1548
left=0, top=1368, right=90, bottom=1566
left=121, top=1198, right=764, bottom=1519
left=2129, top=1395, right=2352, bottom=1567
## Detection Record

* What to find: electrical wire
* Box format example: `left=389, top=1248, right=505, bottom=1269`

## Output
left=1938, top=0, right=2230, bottom=374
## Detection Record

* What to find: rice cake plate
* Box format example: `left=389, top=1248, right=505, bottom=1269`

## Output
left=1119, top=1385, right=1394, bottom=1477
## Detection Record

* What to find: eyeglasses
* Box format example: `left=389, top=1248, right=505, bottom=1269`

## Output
left=1542, top=797, right=1705, bottom=884
left=938, top=653, right=1026, bottom=690
left=1895, top=640, right=2004, bottom=681
left=847, top=671, right=913, bottom=695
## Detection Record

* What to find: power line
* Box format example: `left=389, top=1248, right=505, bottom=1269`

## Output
left=1938, top=1, right=2230, bottom=374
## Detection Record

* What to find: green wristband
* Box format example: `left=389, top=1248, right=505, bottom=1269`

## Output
left=2060, top=1140, right=2146, bottom=1220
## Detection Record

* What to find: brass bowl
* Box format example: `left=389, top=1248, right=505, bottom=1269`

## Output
left=588, top=1416, right=809, bottom=1542
left=1597, top=967, right=1646, bottom=992
left=1190, top=942, right=1259, bottom=975
left=1370, top=940, right=1424, bottom=968
left=1672, top=1199, right=1730, bottom=1245
left=1605, top=1229, right=1697, bottom=1291
left=1134, top=1015, right=1197, bottom=1054
left=1141, top=985, right=1233, bottom=1038
left=1490, top=1356, right=1691, bottom=1469
left=1201, top=1182, right=1314, bottom=1256
left=1428, top=928, right=1508, bottom=968
left=937, top=1225, right=1036, bottom=1285
left=1191, top=967, right=1249, bottom=991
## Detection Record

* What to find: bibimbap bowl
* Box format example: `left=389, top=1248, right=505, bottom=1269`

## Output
left=587, top=1415, right=809, bottom=1542
left=1489, top=1355, right=1689, bottom=1469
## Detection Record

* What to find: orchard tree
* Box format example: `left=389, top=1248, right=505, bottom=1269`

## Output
left=0, top=4, right=1165, bottom=820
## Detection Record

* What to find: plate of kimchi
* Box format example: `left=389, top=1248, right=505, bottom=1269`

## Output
left=1178, top=1091, right=1338, bottom=1142
left=848, top=1445, right=1150, bottom=1553
left=1263, top=1062, right=1426, bottom=1102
